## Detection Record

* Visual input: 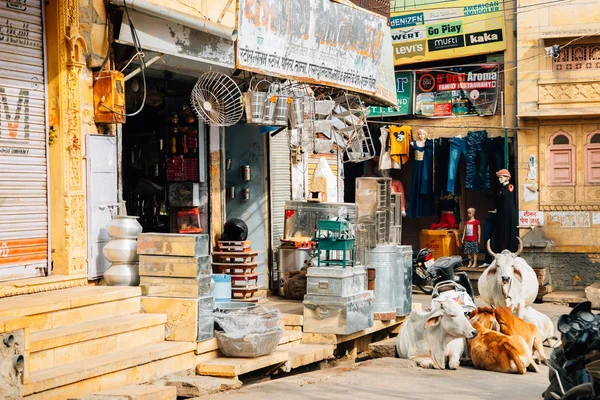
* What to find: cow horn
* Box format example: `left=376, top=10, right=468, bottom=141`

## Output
left=486, top=239, right=496, bottom=257
left=514, top=237, right=523, bottom=257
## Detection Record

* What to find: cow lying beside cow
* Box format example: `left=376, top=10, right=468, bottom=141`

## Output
left=396, top=237, right=554, bottom=373
left=469, top=306, right=546, bottom=373
left=395, top=298, right=477, bottom=370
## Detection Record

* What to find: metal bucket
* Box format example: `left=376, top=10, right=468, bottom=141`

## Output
left=365, top=245, right=397, bottom=314
left=275, top=96, right=291, bottom=126
left=289, top=97, right=304, bottom=127
left=263, top=93, right=278, bottom=124
left=251, top=91, right=267, bottom=123
left=395, top=245, right=413, bottom=317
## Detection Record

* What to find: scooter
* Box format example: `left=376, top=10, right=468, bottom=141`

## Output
left=543, top=301, right=600, bottom=400
left=561, top=342, right=600, bottom=400
left=412, top=248, right=435, bottom=294
left=427, top=256, right=476, bottom=314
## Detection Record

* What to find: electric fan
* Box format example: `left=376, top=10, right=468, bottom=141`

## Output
left=190, top=71, right=243, bottom=126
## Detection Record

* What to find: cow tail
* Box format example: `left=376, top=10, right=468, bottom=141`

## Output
left=513, top=352, right=526, bottom=375
left=503, top=342, right=526, bottom=374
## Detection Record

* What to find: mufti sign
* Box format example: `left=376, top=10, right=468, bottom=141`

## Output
left=391, top=0, right=506, bottom=65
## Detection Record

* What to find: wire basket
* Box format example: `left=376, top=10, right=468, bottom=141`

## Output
left=190, top=71, right=244, bottom=126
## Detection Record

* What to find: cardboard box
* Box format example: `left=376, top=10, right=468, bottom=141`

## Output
left=419, top=229, right=460, bottom=260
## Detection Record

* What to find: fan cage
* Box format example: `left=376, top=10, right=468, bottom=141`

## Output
left=190, top=71, right=244, bottom=127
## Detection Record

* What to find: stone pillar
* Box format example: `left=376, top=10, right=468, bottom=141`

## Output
left=46, top=0, right=89, bottom=275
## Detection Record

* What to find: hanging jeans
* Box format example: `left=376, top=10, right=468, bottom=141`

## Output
left=446, top=137, right=467, bottom=194
left=466, top=130, right=489, bottom=191
left=481, top=137, right=505, bottom=178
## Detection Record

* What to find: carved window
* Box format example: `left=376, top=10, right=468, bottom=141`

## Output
left=553, top=43, right=600, bottom=71
left=547, top=131, right=575, bottom=186
left=585, top=131, right=600, bottom=185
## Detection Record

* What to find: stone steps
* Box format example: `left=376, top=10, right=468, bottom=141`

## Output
left=23, top=341, right=196, bottom=399
left=29, top=313, right=168, bottom=371
left=0, top=286, right=142, bottom=332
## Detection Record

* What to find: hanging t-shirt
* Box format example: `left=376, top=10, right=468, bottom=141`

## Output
left=389, top=125, right=411, bottom=165
left=464, top=220, right=480, bottom=242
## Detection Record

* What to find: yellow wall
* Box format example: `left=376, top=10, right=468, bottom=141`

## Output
left=516, top=0, right=600, bottom=253
left=46, top=0, right=235, bottom=275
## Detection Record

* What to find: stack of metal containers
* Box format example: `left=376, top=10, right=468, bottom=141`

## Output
left=136, top=233, right=215, bottom=342
left=355, top=178, right=413, bottom=320
left=303, top=220, right=375, bottom=335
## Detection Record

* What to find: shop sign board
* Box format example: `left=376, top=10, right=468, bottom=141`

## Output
left=390, top=0, right=506, bottom=65
left=519, top=211, right=544, bottom=227
left=237, top=0, right=387, bottom=98
left=368, top=72, right=414, bottom=117
left=414, top=63, right=499, bottom=118
left=374, top=26, right=399, bottom=106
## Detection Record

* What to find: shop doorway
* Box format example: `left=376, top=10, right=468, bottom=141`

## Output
left=85, top=74, right=212, bottom=279
left=121, top=77, right=209, bottom=235
left=224, top=125, right=269, bottom=288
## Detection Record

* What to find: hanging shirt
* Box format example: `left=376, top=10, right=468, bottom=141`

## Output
left=389, top=125, right=411, bottom=165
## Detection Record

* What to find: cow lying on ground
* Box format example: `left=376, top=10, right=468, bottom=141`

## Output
left=396, top=298, right=477, bottom=370
left=469, top=319, right=536, bottom=374
left=470, top=306, right=545, bottom=368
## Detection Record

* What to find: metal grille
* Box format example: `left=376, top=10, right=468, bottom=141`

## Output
left=0, top=1, right=48, bottom=281
left=349, top=0, right=390, bottom=19
left=553, top=43, right=600, bottom=71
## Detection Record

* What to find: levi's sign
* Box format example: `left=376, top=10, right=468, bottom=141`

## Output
left=391, top=0, right=506, bottom=65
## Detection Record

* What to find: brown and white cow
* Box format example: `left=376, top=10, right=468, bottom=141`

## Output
left=470, top=306, right=546, bottom=368
left=468, top=319, right=535, bottom=374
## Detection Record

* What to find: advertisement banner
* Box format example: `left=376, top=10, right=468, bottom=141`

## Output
left=368, top=72, right=414, bottom=117
left=237, top=0, right=387, bottom=97
left=374, top=26, right=399, bottom=106
left=414, top=64, right=499, bottom=118
left=390, top=0, right=506, bottom=65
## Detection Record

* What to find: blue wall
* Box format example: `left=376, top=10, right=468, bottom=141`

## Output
left=225, top=125, right=267, bottom=287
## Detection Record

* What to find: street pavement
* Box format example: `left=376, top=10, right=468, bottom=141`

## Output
left=207, top=295, right=574, bottom=400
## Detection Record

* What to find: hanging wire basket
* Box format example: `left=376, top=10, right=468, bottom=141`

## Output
left=190, top=71, right=244, bottom=126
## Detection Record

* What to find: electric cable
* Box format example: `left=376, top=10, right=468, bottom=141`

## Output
left=391, top=0, right=578, bottom=15
left=100, top=0, right=148, bottom=117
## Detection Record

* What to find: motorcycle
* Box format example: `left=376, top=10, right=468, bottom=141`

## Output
left=412, top=248, right=436, bottom=294
left=543, top=301, right=600, bottom=400
left=427, top=255, right=476, bottom=314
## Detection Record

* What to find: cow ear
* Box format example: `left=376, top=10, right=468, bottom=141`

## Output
left=424, top=316, right=441, bottom=329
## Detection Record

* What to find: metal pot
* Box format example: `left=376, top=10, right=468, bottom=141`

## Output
left=103, top=263, right=140, bottom=286
left=106, top=216, right=142, bottom=239
left=102, top=239, right=138, bottom=263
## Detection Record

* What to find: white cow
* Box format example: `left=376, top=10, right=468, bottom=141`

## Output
left=521, top=306, right=557, bottom=346
left=396, top=298, right=478, bottom=370
left=478, top=238, right=538, bottom=318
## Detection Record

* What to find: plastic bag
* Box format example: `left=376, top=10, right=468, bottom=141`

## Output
left=213, top=306, right=284, bottom=358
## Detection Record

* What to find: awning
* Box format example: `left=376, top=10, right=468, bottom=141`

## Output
left=109, top=0, right=236, bottom=41
left=115, top=9, right=235, bottom=77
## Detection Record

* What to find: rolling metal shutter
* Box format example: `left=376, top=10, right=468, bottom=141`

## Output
left=0, top=1, right=48, bottom=280
left=269, top=132, right=292, bottom=251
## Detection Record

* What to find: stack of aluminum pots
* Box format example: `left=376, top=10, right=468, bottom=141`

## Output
left=102, top=216, right=143, bottom=286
